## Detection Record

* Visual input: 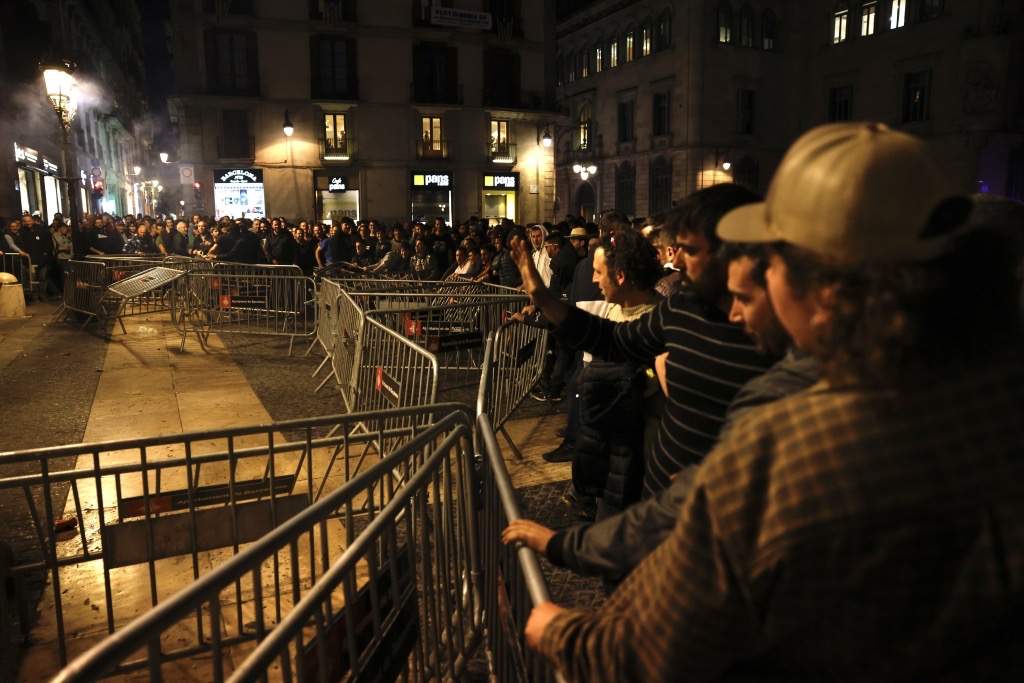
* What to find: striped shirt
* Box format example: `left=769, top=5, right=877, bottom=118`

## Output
left=558, top=289, right=775, bottom=496
left=540, top=353, right=1024, bottom=682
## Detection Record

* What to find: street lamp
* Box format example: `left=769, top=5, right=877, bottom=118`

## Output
left=159, top=152, right=170, bottom=163
left=41, top=59, right=81, bottom=230
left=541, top=129, right=553, bottom=148
left=282, top=110, right=294, bottom=137
left=573, top=163, right=597, bottom=182
left=132, top=165, right=142, bottom=176
left=722, top=161, right=732, bottom=171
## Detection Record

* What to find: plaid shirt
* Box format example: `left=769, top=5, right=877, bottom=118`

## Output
left=540, top=354, right=1024, bottom=682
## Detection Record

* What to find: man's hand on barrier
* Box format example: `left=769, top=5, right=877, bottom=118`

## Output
left=525, top=601, right=565, bottom=650
left=511, top=304, right=537, bottom=323
left=502, top=519, right=556, bottom=554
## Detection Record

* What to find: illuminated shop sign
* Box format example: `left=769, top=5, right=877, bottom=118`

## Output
left=214, top=167, right=266, bottom=219
left=483, top=173, right=518, bottom=189
left=411, top=172, right=451, bottom=189
left=328, top=176, right=347, bottom=192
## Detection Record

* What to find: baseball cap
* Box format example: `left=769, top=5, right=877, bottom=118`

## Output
left=717, top=122, right=965, bottom=263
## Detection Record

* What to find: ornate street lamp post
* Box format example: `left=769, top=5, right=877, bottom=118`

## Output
left=41, top=59, right=81, bottom=230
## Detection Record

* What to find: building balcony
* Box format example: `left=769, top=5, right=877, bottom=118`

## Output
left=418, top=139, right=448, bottom=159
left=321, top=135, right=354, bottom=161
left=488, top=141, right=517, bottom=164
left=216, top=136, right=255, bottom=160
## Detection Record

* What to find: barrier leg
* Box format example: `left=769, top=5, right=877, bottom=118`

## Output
left=499, top=425, right=525, bottom=462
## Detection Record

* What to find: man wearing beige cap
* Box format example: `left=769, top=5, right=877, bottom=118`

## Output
left=525, top=123, right=1024, bottom=682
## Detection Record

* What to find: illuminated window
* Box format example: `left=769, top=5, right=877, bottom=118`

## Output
left=577, top=106, right=591, bottom=150
left=861, top=1, right=877, bottom=36
left=890, top=0, right=907, bottom=28
left=609, top=39, right=619, bottom=67
left=762, top=9, right=777, bottom=50
left=833, top=3, right=849, bottom=44
left=718, top=2, right=733, bottom=44
left=323, top=113, right=348, bottom=157
left=625, top=32, right=635, bottom=62
left=580, top=49, right=589, bottom=78
left=641, top=24, right=651, bottom=56
left=595, top=45, right=603, bottom=72
left=421, top=116, right=443, bottom=152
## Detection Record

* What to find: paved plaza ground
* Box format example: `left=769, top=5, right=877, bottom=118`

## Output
left=0, top=305, right=602, bottom=680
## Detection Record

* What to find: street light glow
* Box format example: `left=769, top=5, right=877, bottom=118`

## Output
left=283, top=109, right=294, bottom=137
left=159, top=152, right=169, bottom=163
left=722, top=161, right=732, bottom=170
left=542, top=130, right=553, bottom=148
left=41, top=60, right=78, bottom=125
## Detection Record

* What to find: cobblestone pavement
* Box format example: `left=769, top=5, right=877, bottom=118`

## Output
left=0, top=305, right=111, bottom=644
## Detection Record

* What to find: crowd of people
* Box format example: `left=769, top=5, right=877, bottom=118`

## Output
left=4, top=121, right=1023, bottom=680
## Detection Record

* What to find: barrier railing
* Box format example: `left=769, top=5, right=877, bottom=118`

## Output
left=350, top=317, right=440, bottom=434
left=1, top=252, right=36, bottom=299
left=308, top=278, right=343, bottom=393
left=174, top=270, right=317, bottom=354
left=476, top=321, right=549, bottom=460
left=331, top=289, right=366, bottom=412
left=476, top=412, right=562, bottom=683
left=0, top=404, right=468, bottom=678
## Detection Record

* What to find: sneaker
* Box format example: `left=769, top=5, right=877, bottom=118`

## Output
left=542, top=441, right=574, bottom=463
left=546, top=391, right=564, bottom=403
left=529, top=388, right=549, bottom=402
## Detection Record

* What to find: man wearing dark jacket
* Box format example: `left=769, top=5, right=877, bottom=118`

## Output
left=267, top=222, right=297, bottom=265
left=219, top=225, right=261, bottom=263
left=168, top=221, right=190, bottom=256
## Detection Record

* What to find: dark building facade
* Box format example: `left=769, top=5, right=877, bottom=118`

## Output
left=0, top=0, right=151, bottom=222
left=554, top=0, right=1024, bottom=219
left=167, top=0, right=560, bottom=225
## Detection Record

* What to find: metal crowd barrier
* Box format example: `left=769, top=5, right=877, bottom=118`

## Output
left=477, top=322, right=550, bottom=460
left=349, top=317, right=440, bottom=439
left=331, top=289, right=367, bottom=412
left=174, top=270, right=317, bottom=354
left=0, top=404, right=466, bottom=678
left=308, top=278, right=343, bottom=393
left=1, top=251, right=39, bottom=300
left=476, top=413, right=562, bottom=683
left=45, top=407, right=480, bottom=682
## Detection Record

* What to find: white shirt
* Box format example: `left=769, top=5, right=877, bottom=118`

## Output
left=532, top=248, right=552, bottom=287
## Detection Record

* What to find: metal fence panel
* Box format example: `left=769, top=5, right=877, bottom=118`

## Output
left=45, top=407, right=480, bottom=682
left=476, top=413, right=562, bottom=683
left=1, top=252, right=35, bottom=299
left=331, top=289, right=366, bottom=411
left=175, top=271, right=317, bottom=353
left=0, top=404, right=470, bottom=679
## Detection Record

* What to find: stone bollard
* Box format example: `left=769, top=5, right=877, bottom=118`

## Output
left=0, top=272, right=26, bottom=318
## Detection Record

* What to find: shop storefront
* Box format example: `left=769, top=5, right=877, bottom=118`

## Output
left=14, top=142, right=62, bottom=222
left=315, top=172, right=359, bottom=224
left=214, top=168, right=266, bottom=219
left=410, top=170, right=453, bottom=226
left=482, top=172, right=519, bottom=226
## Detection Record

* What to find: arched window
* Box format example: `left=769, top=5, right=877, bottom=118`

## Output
left=594, top=43, right=603, bottom=73
left=615, top=162, right=636, bottom=217
left=833, top=2, right=850, bottom=44
left=717, top=2, right=734, bottom=44
left=739, top=4, right=754, bottom=47
left=762, top=9, right=777, bottom=50
left=655, top=10, right=672, bottom=51
left=641, top=20, right=652, bottom=56
left=577, top=105, right=591, bottom=151
left=649, top=156, right=673, bottom=214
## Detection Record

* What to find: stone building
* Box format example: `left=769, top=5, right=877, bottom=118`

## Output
left=554, top=0, right=1024, bottom=220
left=167, top=0, right=559, bottom=226
left=0, top=0, right=151, bottom=222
